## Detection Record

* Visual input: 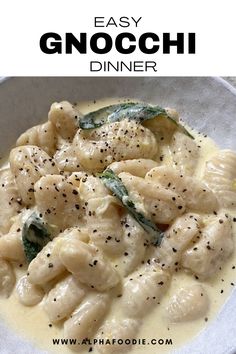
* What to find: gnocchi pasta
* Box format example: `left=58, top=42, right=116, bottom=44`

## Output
left=0, top=99, right=235, bottom=354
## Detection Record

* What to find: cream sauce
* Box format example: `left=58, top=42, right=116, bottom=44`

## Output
left=0, top=99, right=236, bottom=354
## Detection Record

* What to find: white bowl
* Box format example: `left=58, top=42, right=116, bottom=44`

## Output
left=0, top=77, right=235, bottom=354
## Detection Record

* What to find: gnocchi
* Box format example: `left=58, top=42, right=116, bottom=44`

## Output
left=43, top=275, right=86, bottom=322
left=0, top=99, right=235, bottom=354
left=10, top=145, right=58, bottom=205
left=96, top=318, right=140, bottom=354
left=64, top=294, right=110, bottom=343
left=59, top=238, right=120, bottom=291
left=16, top=275, right=44, bottom=306
left=165, top=284, right=209, bottom=322
left=122, top=266, right=170, bottom=318
left=0, top=169, right=21, bottom=233
left=203, top=150, right=236, bottom=208
left=182, top=213, right=234, bottom=279
left=0, top=259, right=15, bottom=298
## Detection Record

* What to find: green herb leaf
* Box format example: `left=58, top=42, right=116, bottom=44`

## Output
left=22, top=213, right=51, bottom=263
left=99, top=169, right=164, bottom=246
left=79, top=102, right=193, bottom=139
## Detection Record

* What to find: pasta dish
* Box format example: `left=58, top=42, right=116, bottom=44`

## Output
left=0, top=100, right=235, bottom=354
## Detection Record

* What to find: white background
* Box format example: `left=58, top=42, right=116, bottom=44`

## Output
left=0, top=0, right=236, bottom=76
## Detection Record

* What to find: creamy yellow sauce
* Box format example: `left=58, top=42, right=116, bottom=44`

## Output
left=0, top=99, right=236, bottom=354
